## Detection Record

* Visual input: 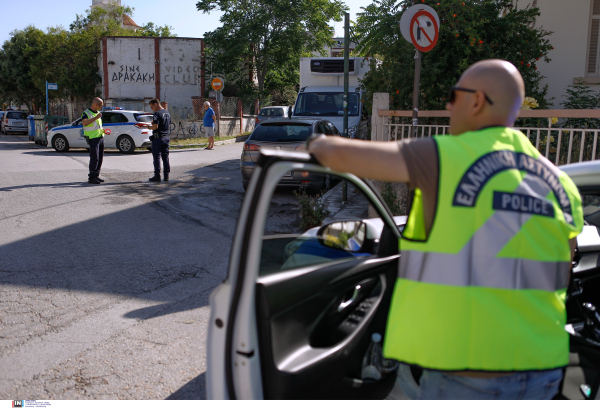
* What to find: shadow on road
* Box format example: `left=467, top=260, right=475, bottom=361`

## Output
left=0, top=159, right=245, bottom=319
left=167, top=372, right=206, bottom=400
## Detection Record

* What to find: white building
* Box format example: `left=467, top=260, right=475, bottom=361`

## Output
left=98, top=36, right=205, bottom=110
left=515, top=0, right=600, bottom=107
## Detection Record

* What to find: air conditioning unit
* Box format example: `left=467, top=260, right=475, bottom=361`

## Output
left=310, top=58, right=356, bottom=75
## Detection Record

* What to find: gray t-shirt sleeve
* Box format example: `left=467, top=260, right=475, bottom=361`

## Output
left=398, top=137, right=440, bottom=236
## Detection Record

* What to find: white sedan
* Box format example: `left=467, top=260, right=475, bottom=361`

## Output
left=48, top=109, right=153, bottom=154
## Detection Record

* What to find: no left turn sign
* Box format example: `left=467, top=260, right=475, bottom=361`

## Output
left=410, top=10, right=439, bottom=52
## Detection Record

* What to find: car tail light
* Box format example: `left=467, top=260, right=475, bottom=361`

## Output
left=255, top=117, right=259, bottom=124
left=134, top=122, right=149, bottom=129
left=244, top=143, right=260, bottom=151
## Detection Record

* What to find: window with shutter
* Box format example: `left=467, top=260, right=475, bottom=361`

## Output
left=587, top=0, right=600, bottom=76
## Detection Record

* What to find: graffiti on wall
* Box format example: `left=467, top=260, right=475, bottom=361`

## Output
left=111, top=65, right=155, bottom=83
left=163, top=65, right=202, bottom=85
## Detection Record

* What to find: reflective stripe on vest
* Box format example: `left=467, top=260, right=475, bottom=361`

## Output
left=383, top=127, right=584, bottom=372
left=83, top=109, right=103, bottom=139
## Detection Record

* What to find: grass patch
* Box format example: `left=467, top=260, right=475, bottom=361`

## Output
left=136, top=131, right=252, bottom=151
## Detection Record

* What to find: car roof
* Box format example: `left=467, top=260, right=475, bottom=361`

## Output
left=560, top=160, right=600, bottom=188
left=257, top=119, right=320, bottom=126
left=259, top=106, right=288, bottom=110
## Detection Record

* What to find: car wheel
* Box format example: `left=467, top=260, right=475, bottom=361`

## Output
left=52, top=135, right=69, bottom=152
left=117, top=135, right=135, bottom=154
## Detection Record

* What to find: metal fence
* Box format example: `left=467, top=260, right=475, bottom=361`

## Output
left=379, top=110, right=600, bottom=166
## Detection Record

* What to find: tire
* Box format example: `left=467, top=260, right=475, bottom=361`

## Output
left=52, top=135, right=70, bottom=152
left=117, top=135, right=135, bottom=154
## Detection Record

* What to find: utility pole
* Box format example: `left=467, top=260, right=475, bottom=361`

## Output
left=342, top=12, right=350, bottom=203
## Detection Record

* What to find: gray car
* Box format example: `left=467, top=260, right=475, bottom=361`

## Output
left=2, top=111, right=28, bottom=134
left=241, top=119, right=341, bottom=190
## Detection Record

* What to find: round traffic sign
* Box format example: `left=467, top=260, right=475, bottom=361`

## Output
left=409, top=10, right=439, bottom=52
left=211, top=77, right=224, bottom=91
left=105, top=129, right=111, bottom=135
left=399, top=5, right=440, bottom=46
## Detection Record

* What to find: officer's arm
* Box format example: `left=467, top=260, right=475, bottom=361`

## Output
left=149, top=123, right=159, bottom=130
left=82, top=113, right=100, bottom=126
left=309, top=137, right=411, bottom=183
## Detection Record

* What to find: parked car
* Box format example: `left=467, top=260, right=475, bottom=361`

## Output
left=1, top=111, right=28, bottom=135
left=256, top=106, right=292, bottom=124
left=206, top=149, right=600, bottom=400
left=47, top=108, right=153, bottom=154
left=241, top=119, right=341, bottom=190
left=0, top=112, right=5, bottom=134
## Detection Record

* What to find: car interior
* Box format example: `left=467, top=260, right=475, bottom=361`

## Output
left=246, top=163, right=401, bottom=399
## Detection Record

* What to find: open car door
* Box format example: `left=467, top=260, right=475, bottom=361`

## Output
left=207, top=149, right=402, bottom=399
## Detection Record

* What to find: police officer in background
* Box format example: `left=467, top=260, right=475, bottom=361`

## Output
left=82, top=97, right=105, bottom=184
left=308, top=60, right=584, bottom=399
left=148, top=99, right=171, bottom=182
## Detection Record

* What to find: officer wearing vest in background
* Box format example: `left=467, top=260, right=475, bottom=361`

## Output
left=308, top=60, right=584, bottom=399
left=82, top=97, right=105, bottom=184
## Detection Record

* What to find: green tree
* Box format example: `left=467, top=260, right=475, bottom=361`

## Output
left=139, top=22, right=176, bottom=37
left=355, top=0, right=553, bottom=113
left=0, top=26, right=46, bottom=112
left=196, top=0, right=347, bottom=98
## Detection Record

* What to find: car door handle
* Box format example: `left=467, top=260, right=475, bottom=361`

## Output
left=338, top=284, right=363, bottom=312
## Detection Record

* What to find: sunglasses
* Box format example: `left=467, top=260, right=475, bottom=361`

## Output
left=449, top=86, right=494, bottom=105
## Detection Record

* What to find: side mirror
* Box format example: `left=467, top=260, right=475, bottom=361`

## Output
left=318, top=220, right=366, bottom=252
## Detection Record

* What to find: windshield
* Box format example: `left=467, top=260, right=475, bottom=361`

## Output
left=250, top=124, right=312, bottom=142
left=7, top=112, right=27, bottom=120
left=259, top=108, right=285, bottom=117
left=294, top=92, right=360, bottom=116
left=134, top=113, right=153, bottom=122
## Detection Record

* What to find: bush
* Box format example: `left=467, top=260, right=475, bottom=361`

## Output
left=294, top=188, right=330, bottom=230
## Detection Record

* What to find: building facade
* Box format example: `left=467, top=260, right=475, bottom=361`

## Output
left=98, top=36, right=205, bottom=111
left=515, top=0, right=600, bottom=107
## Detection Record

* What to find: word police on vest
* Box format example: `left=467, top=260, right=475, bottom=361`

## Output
left=452, top=150, right=574, bottom=225
left=493, top=191, right=555, bottom=217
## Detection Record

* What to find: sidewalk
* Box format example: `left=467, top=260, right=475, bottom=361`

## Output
left=321, top=180, right=369, bottom=225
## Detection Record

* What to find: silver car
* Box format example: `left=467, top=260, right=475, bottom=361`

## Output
left=2, top=111, right=28, bottom=134
left=256, top=106, right=292, bottom=125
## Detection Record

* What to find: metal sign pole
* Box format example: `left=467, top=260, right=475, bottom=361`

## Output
left=411, top=50, right=422, bottom=138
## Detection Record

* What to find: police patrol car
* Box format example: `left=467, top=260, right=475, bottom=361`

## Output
left=48, top=108, right=153, bottom=154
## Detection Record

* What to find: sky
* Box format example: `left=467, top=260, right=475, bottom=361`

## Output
left=0, top=0, right=368, bottom=45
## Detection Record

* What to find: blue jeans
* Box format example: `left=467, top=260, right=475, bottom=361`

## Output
left=417, top=368, right=563, bottom=400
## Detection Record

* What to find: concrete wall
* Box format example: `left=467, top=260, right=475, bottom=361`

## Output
left=99, top=37, right=205, bottom=110
left=517, top=0, right=599, bottom=107
left=170, top=116, right=257, bottom=138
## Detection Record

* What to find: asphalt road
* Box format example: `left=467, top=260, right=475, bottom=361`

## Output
left=0, top=135, right=247, bottom=399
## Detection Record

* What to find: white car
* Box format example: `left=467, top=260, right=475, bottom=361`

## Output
left=206, top=148, right=600, bottom=400
left=48, top=108, right=153, bottom=154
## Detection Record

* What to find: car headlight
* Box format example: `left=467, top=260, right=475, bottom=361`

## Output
left=348, top=126, right=358, bottom=138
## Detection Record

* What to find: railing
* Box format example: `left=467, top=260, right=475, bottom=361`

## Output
left=378, top=109, right=600, bottom=166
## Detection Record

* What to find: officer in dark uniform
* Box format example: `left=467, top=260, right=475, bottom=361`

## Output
left=147, top=99, right=171, bottom=182
left=81, top=97, right=105, bottom=184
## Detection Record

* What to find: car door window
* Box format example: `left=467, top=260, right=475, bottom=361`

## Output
left=260, top=171, right=377, bottom=276
left=103, top=112, right=127, bottom=124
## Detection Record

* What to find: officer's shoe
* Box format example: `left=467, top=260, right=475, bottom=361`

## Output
left=149, top=175, right=161, bottom=182
left=96, top=176, right=105, bottom=182
left=88, top=177, right=101, bottom=185
left=163, top=174, right=169, bottom=181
